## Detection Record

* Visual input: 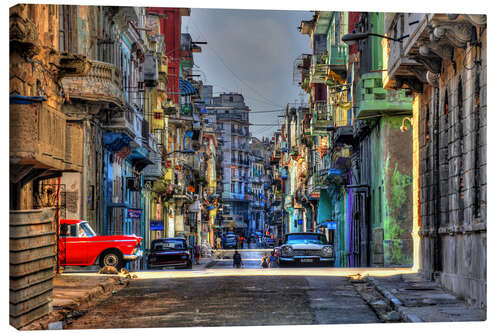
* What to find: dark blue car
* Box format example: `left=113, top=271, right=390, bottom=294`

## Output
left=223, top=233, right=237, bottom=249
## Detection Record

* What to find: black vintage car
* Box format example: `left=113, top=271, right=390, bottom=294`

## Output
left=147, top=238, right=192, bottom=269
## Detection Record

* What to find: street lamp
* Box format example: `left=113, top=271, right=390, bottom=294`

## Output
left=341, top=32, right=409, bottom=46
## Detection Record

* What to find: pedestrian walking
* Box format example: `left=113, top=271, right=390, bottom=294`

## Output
left=261, top=253, right=270, bottom=268
left=216, top=235, right=221, bottom=249
left=269, top=249, right=277, bottom=268
left=233, top=250, right=242, bottom=268
left=194, top=243, right=201, bottom=265
left=247, top=236, right=251, bottom=249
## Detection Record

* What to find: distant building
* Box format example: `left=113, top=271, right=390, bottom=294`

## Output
left=210, top=93, right=251, bottom=233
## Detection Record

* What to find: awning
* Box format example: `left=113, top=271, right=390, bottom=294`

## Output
left=179, top=78, right=196, bottom=96
left=318, top=220, right=337, bottom=230
left=127, top=146, right=153, bottom=172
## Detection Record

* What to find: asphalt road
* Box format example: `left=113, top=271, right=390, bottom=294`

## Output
left=67, top=250, right=382, bottom=329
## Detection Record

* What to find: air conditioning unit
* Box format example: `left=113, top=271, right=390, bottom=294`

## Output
left=126, top=177, right=141, bottom=191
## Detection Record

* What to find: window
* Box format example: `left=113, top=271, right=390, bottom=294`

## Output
left=80, top=222, right=97, bottom=237
left=60, top=224, right=78, bottom=237
left=152, top=239, right=186, bottom=250
left=59, top=5, right=73, bottom=53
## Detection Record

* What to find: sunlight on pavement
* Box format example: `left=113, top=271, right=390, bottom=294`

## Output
left=131, top=267, right=417, bottom=279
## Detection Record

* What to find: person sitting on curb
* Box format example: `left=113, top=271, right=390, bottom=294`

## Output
left=261, top=253, right=270, bottom=268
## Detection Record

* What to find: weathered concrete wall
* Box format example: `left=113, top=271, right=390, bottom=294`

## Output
left=60, top=172, right=82, bottom=220
left=419, top=30, right=487, bottom=308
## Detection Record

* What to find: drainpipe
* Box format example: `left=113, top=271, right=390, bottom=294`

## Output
left=55, top=176, right=61, bottom=274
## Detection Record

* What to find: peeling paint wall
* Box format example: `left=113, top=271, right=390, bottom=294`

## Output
left=370, top=117, right=413, bottom=267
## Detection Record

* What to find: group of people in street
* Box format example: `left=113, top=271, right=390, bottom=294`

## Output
left=260, top=249, right=278, bottom=268
left=232, top=249, right=279, bottom=269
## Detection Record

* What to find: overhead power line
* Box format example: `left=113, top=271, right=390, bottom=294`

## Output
left=249, top=109, right=285, bottom=114
left=187, top=19, right=283, bottom=109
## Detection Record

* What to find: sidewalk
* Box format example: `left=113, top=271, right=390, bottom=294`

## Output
left=366, top=274, right=486, bottom=322
left=22, top=273, right=131, bottom=330
left=196, top=256, right=217, bottom=268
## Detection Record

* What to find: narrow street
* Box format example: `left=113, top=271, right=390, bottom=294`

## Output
left=9, top=4, right=487, bottom=329
left=67, top=257, right=381, bottom=329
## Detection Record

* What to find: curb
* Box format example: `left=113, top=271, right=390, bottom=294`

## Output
left=367, top=277, right=423, bottom=323
left=22, top=275, right=130, bottom=330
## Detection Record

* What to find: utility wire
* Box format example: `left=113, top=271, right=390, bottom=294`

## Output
left=187, top=19, right=283, bottom=108
left=249, top=109, right=285, bottom=114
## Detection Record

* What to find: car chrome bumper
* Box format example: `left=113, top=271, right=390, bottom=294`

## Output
left=124, top=250, right=143, bottom=261
left=279, top=256, right=334, bottom=262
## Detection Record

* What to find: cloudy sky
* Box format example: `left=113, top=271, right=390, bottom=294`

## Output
left=181, top=9, right=313, bottom=140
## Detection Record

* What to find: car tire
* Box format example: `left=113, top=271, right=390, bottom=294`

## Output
left=99, top=249, right=123, bottom=270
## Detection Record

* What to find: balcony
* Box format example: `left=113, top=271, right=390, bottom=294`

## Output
left=333, top=125, right=354, bottom=145
left=355, top=72, right=413, bottom=120
left=102, top=109, right=141, bottom=143
left=309, top=54, right=329, bottom=84
left=173, top=185, right=193, bottom=202
left=293, top=53, right=312, bottom=87
left=311, top=101, right=334, bottom=134
left=326, top=44, right=348, bottom=81
left=384, top=13, right=484, bottom=90
left=61, top=60, right=123, bottom=107
left=10, top=101, right=83, bottom=173
left=142, top=150, right=162, bottom=179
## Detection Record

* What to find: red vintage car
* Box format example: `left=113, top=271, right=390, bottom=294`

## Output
left=58, top=219, right=142, bottom=270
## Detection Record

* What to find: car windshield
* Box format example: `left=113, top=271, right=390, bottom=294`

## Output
left=285, top=234, right=328, bottom=245
left=152, top=239, right=186, bottom=250
left=79, top=222, right=96, bottom=237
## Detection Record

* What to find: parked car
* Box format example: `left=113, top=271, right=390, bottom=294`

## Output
left=264, top=236, right=275, bottom=248
left=147, top=238, right=192, bottom=269
left=59, top=219, right=142, bottom=270
left=277, top=233, right=334, bottom=266
left=223, top=233, right=237, bottom=249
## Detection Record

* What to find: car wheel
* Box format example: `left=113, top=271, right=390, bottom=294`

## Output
left=99, top=249, right=123, bottom=270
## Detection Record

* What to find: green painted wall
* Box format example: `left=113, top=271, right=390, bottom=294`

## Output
left=369, top=12, right=384, bottom=71
left=370, top=117, right=413, bottom=267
